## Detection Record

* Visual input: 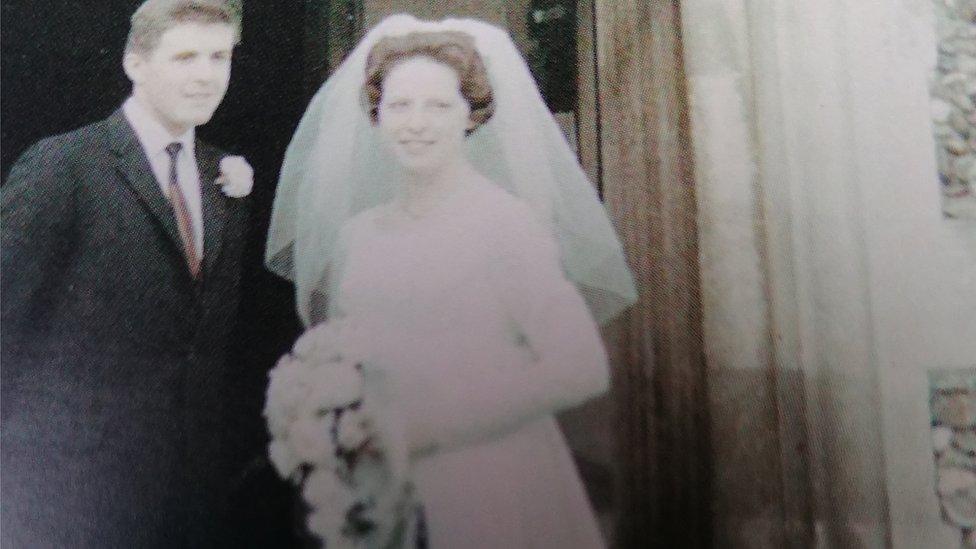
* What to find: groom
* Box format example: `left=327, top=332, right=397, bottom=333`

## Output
left=1, top=0, right=250, bottom=546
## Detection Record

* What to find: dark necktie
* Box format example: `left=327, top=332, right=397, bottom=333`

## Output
left=164, top=142, right=201, bottom=278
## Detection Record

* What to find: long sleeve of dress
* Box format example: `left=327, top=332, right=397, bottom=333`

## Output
left=383, top=200, right=611, bottom=456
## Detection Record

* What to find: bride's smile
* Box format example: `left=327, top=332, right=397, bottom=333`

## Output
left=398, top=138, right=436, bottom=154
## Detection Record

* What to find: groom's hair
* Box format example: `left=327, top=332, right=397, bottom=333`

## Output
left=363, top=31, right=495, bottom=136
left=125, top=0, right=242, bottom=55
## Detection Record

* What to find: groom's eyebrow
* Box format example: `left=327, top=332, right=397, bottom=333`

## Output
left=171, top=47, right=231, bottom=60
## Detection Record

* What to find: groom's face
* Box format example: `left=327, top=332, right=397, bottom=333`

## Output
left=124, top=22, right=235, bottom=136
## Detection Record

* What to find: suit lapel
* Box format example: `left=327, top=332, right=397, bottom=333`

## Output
left=107, top=109, right=230, bottom=280
left=106, top=110, right=184, bottom=254
left=196, top=141, right=228, bottom=277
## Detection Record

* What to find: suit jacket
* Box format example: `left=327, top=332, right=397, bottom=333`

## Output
left=1, top=109, right=249, bottom=547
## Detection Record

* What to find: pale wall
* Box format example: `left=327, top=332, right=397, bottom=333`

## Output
left=853, top=3, right=976, bottom=545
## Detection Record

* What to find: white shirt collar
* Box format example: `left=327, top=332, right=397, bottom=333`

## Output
left=123, top=96, right=195, bottom=158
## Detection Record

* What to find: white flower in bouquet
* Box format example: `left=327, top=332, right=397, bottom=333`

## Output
left=933, top=426, right=954, bottom=453
left=288, top=415, right=335, bottom=464
left=268, top=439, right=301, bottom=479
left=335, top=407, right=371, bottom=451
left=303, top=468, right=358, bottom=509
left=304, top=359, right=364, bottom=412
left=264, top=354, right=313, bottom=437
left=292, top=323, right=340, bottom=361
left=939, top=466, right=976, bottom=495
left=293, top=319, right=367, bottom=364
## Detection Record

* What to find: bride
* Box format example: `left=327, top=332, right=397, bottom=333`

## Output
left=266, top=14, right=637, bottom=548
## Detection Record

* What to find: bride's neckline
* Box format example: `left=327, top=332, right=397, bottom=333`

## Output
left=376, top=175, right=485, bottom=229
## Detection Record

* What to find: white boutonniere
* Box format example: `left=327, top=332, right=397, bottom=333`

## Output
left=215, top=156, right=253, bottom=198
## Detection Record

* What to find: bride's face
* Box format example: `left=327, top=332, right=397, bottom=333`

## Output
left=377, top=56, right=473, bottom=176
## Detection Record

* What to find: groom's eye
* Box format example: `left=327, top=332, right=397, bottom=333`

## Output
left=173, top=52, right=197, bottom=62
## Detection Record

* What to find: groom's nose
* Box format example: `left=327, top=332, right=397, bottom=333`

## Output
left=189, top=58, right=222, bottom=83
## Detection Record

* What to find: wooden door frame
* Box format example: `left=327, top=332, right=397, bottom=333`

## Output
left=595, top=1, right=710, bottom=546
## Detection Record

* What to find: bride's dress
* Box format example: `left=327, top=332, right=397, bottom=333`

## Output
left=332, top=177, right=609, bottom=548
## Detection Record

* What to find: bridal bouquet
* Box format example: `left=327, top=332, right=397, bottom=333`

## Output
left=264, top=320, right=417, bottom=548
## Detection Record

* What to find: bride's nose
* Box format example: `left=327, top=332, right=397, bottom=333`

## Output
left=405, top=107, right=430, bottom=132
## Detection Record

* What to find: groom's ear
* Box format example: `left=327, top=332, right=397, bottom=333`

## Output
left=123, top=52, right=146, bottom=84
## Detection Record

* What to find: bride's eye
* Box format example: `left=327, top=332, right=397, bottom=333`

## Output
left=385, top=99, right=409, bottom=110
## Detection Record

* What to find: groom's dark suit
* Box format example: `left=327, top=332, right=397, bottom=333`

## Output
left=1, top=109, right=249, bottom=547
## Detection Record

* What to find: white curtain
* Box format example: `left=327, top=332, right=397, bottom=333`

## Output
left=681, top=1, right=971, bottom=546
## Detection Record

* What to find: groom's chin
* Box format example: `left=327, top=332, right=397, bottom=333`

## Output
left=188, top=111, right=219, bottom=127
left=180, top=104, right=222, bottom=127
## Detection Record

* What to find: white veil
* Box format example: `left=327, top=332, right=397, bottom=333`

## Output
left=266, top=14, right=637, bottom=326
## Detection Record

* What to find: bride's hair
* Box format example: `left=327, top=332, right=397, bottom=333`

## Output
left=362, top=30, right=495, bottom=135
